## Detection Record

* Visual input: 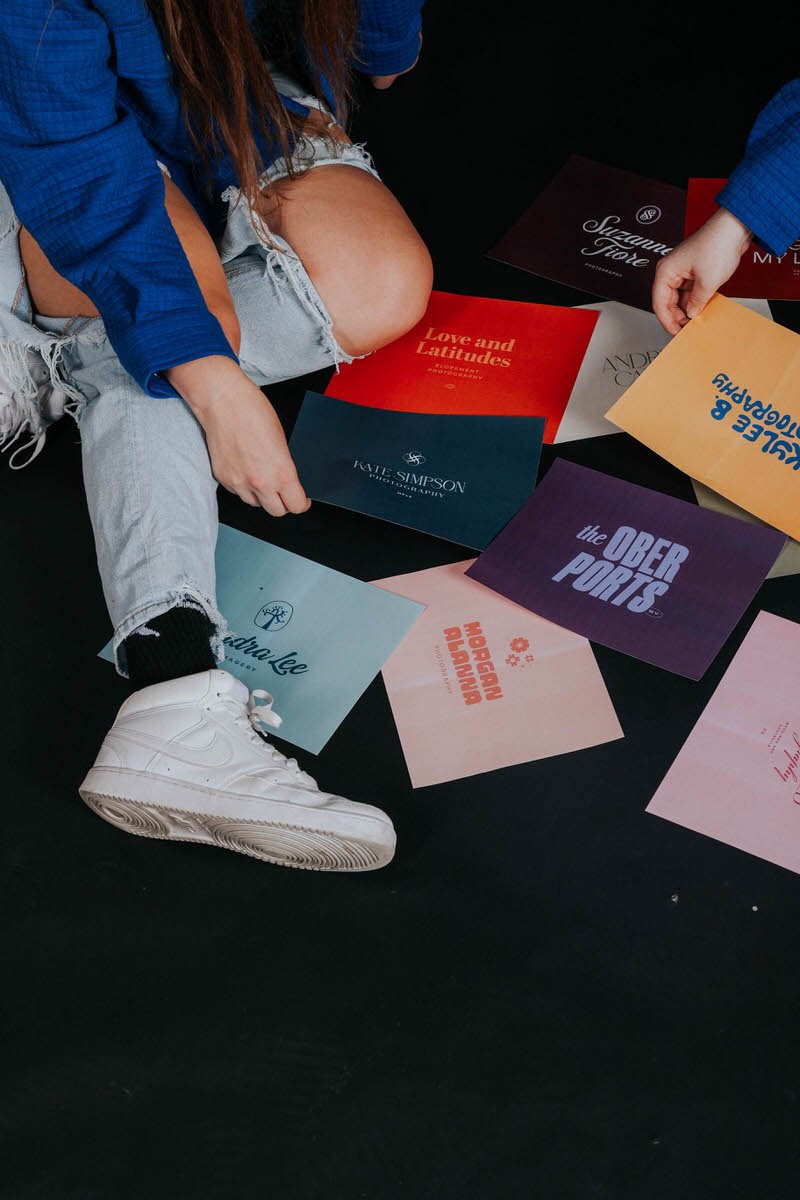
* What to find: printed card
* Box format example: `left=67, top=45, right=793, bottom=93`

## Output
left=691, top=480, right=800, bottom=579
left=606, top=293, right=800, bottom=543
left=685, top=178, right=800, bottom=299
left=647, top=612, right=800, bottom=875
left=556, top=298, right=772, bottom=443
left=487, top=156, right=686, bottom=310
left=373, top=560, right=623, bottom=788
left=324, top=290, right=598, bottom=443
left=466, top=460, right=784, bottom=679
left=99, top=524, right=423, bottom=754
left=289, top=391, right=544, bottom=549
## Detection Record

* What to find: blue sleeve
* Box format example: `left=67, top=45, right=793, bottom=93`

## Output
left=354, top=0, right=425, bottom=77
left=0, top=1, right=238, bottom=399
left=717, top=79, right=800, bottom=258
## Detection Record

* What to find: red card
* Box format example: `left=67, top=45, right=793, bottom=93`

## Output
left=685, top=178, right=800, bottom=299
left=324, top=290, right=598, bottom=443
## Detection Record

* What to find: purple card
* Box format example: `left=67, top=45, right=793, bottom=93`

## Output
left=466, top=460, right=786, bottom=679
left=488, top=156, right=686, bottom=311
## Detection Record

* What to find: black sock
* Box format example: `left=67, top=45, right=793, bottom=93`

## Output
left=124, top=605, right=217, bottom=689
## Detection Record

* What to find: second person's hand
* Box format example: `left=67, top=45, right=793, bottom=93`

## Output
left=652, top=207, right=753, bottom=335
left=166, top=355, right=311, bottom=517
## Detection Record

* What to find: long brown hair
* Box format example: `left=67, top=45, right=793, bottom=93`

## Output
left=146, top=0, right=357, bottom=217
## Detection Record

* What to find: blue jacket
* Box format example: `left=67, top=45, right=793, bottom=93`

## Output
left=0, top=0, right=423, bottom=398
left=718, top=79, right=800, bottom=257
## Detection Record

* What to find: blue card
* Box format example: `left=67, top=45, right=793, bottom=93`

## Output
left=99, top=524, right=424, bottom=754
left=289, top=391, right=545, bottom=548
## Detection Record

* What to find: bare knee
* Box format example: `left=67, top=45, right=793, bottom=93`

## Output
left=264, top=164, right=433, bottom=359
left=332, top=234, right=433, bottom=358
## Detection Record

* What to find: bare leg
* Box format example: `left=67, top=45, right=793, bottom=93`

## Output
left=19, top=176, right=242, bottom=355
left=261, top=162, right=433, bottom=357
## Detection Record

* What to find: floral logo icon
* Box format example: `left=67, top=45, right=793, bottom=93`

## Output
left=505, top=635, right=535, bottom=669
left=402, top=451, right=427, bottom=465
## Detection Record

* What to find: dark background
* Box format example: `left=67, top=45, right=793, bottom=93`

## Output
left=4, top=4, right=800, bottom=1196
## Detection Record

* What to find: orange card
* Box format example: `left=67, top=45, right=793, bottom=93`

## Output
left=607, top=294, right=800, bottom=542
left=324, top=290, right=599, bottom=443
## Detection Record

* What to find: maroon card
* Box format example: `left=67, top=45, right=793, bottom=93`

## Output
left=685, top=178, right=800, bottom=300
left=488, top=156, right=686, bottom=311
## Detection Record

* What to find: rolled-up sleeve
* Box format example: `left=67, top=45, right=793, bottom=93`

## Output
left=717, top=79, right=800, bottom=257
left=354, top=0, right=425, bottom=77
left=0, top=1, right=237, bottom=399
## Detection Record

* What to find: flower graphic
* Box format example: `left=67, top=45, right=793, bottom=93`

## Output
left=509, top=637, right=529, bottom=653
left=525, top=654, right=535, bottom=663
left=505, top=653, right=520, bottom=666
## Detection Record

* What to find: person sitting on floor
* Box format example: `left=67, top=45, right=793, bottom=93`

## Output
left=0, top=0, right=431, bottom=872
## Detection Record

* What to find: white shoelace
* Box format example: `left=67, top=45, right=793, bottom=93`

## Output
left=247, top=689, right=283, bottom=732
left=223, top=689, right=312, bottom=784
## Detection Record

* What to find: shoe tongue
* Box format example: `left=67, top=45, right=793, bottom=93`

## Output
left=215, top=669, right=250, bottom=706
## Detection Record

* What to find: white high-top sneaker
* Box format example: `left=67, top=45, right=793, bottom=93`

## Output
left=79, top=669, right=395, bottom=872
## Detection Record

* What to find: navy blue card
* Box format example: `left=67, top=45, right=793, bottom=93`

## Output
left=289, top=392, right=545, bottom=548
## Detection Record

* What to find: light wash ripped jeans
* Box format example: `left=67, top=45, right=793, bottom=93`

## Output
left=0, top=72, right=379, bottom=675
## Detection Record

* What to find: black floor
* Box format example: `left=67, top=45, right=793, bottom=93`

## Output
left=5, top=5, right=800, bottom=1197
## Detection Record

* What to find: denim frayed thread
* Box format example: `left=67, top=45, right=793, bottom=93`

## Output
left=0, top=333, right=90, bottom=468
left=0, top=193, right=108, bottom=467
left=112, top=584, right=229, bottom=678
left=219, top=138, right=379, bottom=374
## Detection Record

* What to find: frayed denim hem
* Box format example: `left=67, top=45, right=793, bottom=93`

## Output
left=219, top=135, right=380, bottom=376
left=112, top=584, right=229, bottom=678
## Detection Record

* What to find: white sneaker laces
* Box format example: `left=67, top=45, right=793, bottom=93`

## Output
left=226, top=689, right=310, bottom=782
left=247, top=689, right=283, bottom=732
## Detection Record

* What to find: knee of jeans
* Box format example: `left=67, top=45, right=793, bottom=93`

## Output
left=333, top=235, right=433, bottom=358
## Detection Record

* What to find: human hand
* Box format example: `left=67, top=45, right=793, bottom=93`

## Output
left=369, top=32, right=422, bottom=90
left=652, top=207, right=753, bottom=335
left=166, top=356, right=311, bottom=517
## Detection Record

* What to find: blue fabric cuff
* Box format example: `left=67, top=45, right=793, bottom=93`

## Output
left=106, top=308, right=240, bottom=399
left=718, top=161, right=800, bottom=259
left=355, top=18, right=422, bottom=77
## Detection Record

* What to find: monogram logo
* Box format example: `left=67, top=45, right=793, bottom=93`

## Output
left=636, top=205, right=661, bottom=225
left=403, top=451, right=427, bottom=465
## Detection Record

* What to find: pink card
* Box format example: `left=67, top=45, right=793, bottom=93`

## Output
left=647, top=611, right=800, bottom=874
left=373, top=560, right=623, bottom=788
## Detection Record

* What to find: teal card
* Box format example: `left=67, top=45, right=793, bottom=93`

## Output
left=99, top=524, right=424, bottom=754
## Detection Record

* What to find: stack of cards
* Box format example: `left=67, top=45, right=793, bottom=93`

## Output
left=325, top=289, right=598, bottom=443
left=556, top=298, right=772, bottom=443
left=93, top=149, right=800, bottom=871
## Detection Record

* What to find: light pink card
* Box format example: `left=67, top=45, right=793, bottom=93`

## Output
left=373, top=560, right=623, bottom=788
left=647, top=611, right=800, bottom=874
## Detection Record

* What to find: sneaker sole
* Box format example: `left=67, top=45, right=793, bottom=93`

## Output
left=79, top=768, right=395, bottom=873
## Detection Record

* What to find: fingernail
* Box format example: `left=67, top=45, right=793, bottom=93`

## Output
left=686, top=305, right=699, bottom=319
